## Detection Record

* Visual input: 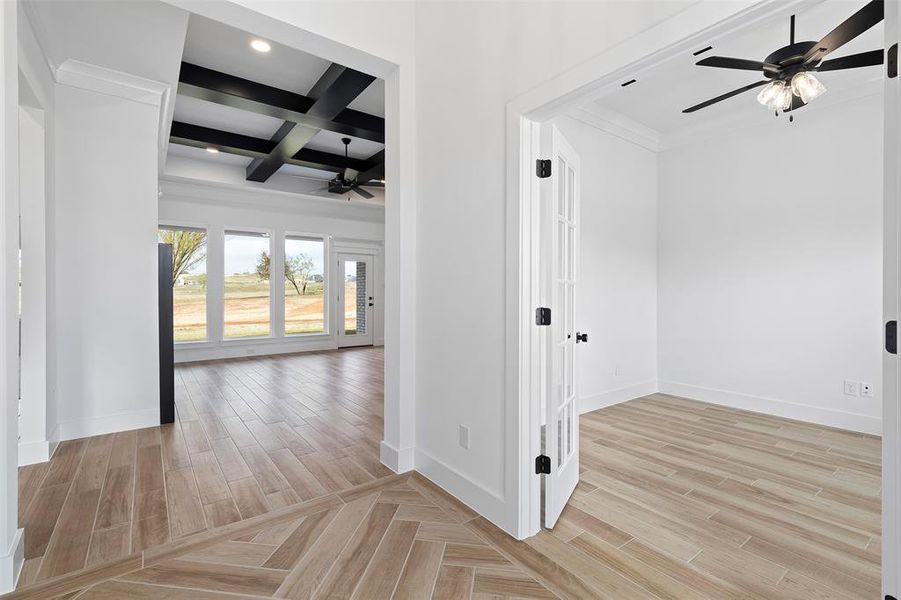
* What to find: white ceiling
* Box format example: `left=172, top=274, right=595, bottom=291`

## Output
left=170, top=14, right=385, bottom=186
left=590, top=0, right=884, bottom=136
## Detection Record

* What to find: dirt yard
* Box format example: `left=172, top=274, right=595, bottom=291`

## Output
left=172, top=274, right=358, bottom=341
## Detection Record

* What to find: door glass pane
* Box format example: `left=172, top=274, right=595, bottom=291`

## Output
left=158, top=226, right=207, bottom=342
left=224, top=231, right=270, bottom=338
left=557, top=221, right=565, bottom=278
left=285, top=237, right=326, bottom=335
left=567, top=165, right=575, bottom=221
left=557, top=158, right=566, bottom=217
left=565, top=343, right=573, bottom=399
left=344, top=260, right=367, bottom=335
left=557, top=416, right=563, bottom=467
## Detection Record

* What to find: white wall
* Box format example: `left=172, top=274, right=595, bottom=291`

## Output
left=17, top=2, right=57, bottom=466
left=159, top=178, right=385, bottom=362
left=552, top=116, right=658, bottom=413
left=0, top=0, right=21, bottom=591
left=52, top=84, right=162, bottom=440
left=412, top=1, right=691, bottom=531
left=658, top=95, right=884, bottom=434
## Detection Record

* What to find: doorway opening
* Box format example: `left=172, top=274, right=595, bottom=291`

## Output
left=511, top=0, right=897, bottom=596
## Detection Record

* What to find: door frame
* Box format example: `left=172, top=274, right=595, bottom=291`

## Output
left=506, top=0, right=898, bottom=546
left=332, top=240, right=382, bottom=348
left=335, top=252, right=375, bottom=348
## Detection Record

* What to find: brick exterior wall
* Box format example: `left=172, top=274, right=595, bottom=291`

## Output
left=355, top=261, right=367, bottom=334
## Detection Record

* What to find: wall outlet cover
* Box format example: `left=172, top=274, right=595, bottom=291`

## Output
left=458, top=425, right=470, bottom=449
left=843, top=380, right=859, bottom=396
left=860, top=382, right=874, bottom=398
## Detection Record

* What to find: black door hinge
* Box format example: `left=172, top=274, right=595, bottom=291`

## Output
left=887, top=320, right=897, bottom=354
left=536, top=159, right=551, bottom=178
left=535, top=455, right=551, bottom=474
left=889, top=43, right=898, bottom=79
left=535, top=307, right=551, bottom=326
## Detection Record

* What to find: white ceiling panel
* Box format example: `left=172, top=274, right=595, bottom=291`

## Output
left=347, top=79, right=386, bottom=117
left=182, top=14, right=332, bottom=95
left=168, top=143, right=252, bottom=166
left=173, top=95, right=285, bottom=139
left=305, top=130, right=385, bottom=159
left=591, top=0, right=883, bottom=135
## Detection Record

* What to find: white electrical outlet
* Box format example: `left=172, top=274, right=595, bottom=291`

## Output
left=860, top=382, right=874, bottom=398
left=458, top=425, right=470, bottom=449
left=843, top=380, right=859, bottom=396
left=614, top=364, right=622, bottom=377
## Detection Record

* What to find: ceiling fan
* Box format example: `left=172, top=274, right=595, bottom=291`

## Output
left=683, top=0, right=884, bottom=115
left=311, top=138, right=381, bottom=200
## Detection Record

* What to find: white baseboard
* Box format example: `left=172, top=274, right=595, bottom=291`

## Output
left=18, top=439, right=52, bottom=466
left=414, top=448, right=516, bottom=536
left=0, top=528, right=24, bottom=594
left=658, top=380, right=881, bottom=436
left=175, top=337, right=336, bottom=363
left=580, top=380, right=658, bottom=414
left=380, top=441, right=414, bottom=473
left=57, top=408, right=160, bottom=441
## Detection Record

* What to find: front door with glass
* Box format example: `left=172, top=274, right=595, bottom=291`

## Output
left=337, top=253, right=374, bottom=347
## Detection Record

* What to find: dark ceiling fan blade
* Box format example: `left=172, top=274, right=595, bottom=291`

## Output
left=696, top=56, right=781, bottom=73
left=815, top=48, right=884, bottom=71
left=803, top=0, right=884, bottom=64
left=682, top=80, right=769, bottom=113
left=351, top=186, right=374, bottom=199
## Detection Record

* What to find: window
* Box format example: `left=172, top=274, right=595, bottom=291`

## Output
left=224, top=230, right=271, bottom=338
left=284, top=236, right=326, bottom=335
left=158, top=226, right=208, bottom=342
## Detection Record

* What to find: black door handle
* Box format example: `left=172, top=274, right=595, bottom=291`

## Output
left=368, top=303, right=374, bottom=307
left=576, top=332, right=588, bottom=343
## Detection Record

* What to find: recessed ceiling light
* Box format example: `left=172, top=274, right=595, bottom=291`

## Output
left=206, top=146, right=219, bottom=154
left=251, top=39, right=271, bottom=53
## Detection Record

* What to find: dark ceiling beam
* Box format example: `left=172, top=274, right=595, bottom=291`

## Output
left=355, top=150, right=385, bottom=184
left=169, top=121, right=378, bottom=174
left=246, top=65, right=376, bottom=182
left=178, top=62, right=385, bottom=144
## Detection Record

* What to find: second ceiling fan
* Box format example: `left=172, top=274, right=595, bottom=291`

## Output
left=683, top=0, right=884, bottom=114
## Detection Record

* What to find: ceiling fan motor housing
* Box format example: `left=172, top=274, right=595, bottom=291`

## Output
left=764, top=41, right=821, bottom=79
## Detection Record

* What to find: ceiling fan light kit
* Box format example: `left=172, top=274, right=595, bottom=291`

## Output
left=683, top=0, right=884, bottom=117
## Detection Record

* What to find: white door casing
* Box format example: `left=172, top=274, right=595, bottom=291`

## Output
left=541, top=125, right=581, bottom=528
left=337, top=253, right=375, bottom=348
left=883, top=2, right=900, bottom=595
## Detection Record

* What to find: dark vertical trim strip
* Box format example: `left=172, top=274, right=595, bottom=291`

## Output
left=158, top=243, right=175, bottom=425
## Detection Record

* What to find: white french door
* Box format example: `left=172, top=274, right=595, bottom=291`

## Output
left=883, top=2, right=900, bottom=595
left=337, top=253, right=374, bottom=348
left=541, top=124, right=581, bottom=528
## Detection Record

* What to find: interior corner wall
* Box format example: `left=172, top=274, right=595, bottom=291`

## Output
left=52, top=83, right=161, bottom=441
left=551, top=116, right=659, bottom=413
left=657, top=94, right=884, bottom=435
left=17, top=1, right=57, bottom=464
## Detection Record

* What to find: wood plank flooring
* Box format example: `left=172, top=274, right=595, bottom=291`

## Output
left=15, top=347, right=388, bottom=587
left=12, top=354, right=881, bottom=599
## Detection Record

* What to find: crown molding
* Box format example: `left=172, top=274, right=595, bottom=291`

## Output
left=159, top=175, right=386, bottom=223
left=54, top=59, right=168, bottom=106
left=53, top=59, right=173, bottom=171
left=565, top=105, right=661, bottom=152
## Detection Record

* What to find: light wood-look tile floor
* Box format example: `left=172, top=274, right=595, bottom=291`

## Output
left=11, top=356, right=881, bottom=599
left=15, top=347, right=389, bottom=588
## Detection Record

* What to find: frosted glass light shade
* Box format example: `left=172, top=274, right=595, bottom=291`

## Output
left=757, top=81, right=792, bottom=110
left=791, top=72, right=826, bottom=104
